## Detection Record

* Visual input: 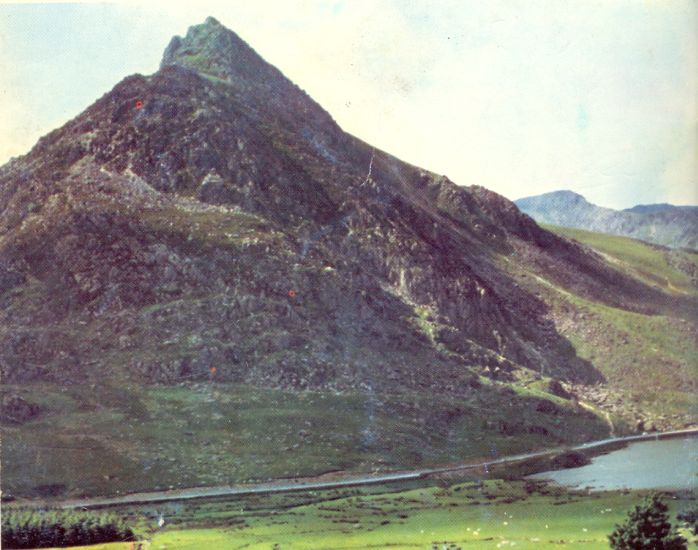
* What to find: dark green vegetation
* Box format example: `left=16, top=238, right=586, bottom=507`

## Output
left=0, top=17, right=695, bottom=502
left=516, top=190, right=698, bottom=249
left=1, top=382, right=607, bottom=498
left=1, top=509, right=134, bottom=548
left=609, top=493, right=687, bottom=549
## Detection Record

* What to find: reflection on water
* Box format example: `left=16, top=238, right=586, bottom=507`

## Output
left=529, top=437, right=698, bottom=491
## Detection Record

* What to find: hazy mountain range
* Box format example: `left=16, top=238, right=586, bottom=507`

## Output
left=516, top=190, right=698, bottom=249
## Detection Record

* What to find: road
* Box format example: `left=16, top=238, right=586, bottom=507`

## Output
left=21, top=427, right=698, bottom=510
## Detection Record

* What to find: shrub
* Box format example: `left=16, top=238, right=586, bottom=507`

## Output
left=1, top=509, right=135, bottom=549
left=609, top=493, right=687, bottom=550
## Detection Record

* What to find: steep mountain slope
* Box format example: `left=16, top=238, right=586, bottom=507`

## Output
left=515, top=190, right=698, bottom=249
left=513, top=225, right=697, bottom=431
left=1, top=17, right=631, bottom=389
left=1, top=18, right=694, bottom=499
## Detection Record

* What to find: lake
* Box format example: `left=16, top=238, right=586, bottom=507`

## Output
left=528, top=436, right=698, bottom=491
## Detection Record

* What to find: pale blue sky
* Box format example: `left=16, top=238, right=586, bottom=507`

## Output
left=1, top=0, right=695, bottom=208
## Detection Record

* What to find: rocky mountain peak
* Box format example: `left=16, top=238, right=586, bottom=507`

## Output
left=161, top=16, right=267, bottom=82
left=160, top=17, right=338, bottom=142
left=1, top=16, right=694, bottom=503
left=1, top=16, right=671, bottom=399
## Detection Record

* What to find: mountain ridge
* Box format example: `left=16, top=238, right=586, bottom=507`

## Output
left=516, top=190, right=698, bottom=249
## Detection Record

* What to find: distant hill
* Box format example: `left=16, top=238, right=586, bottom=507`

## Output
left=515, top=190, right=698, bottom=249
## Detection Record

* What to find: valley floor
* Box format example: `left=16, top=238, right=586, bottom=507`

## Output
left=32, top=481, right=697, bottom=550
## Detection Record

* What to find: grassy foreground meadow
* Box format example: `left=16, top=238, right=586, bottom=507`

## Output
left=27, top=480, right=696, bottom=549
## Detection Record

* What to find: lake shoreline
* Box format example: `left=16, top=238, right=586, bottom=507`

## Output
left=527, top=435, right=698, bottom=491
left=9, top=428, right=697, bottom=510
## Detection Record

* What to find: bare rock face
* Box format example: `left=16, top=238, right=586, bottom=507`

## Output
left=0, top=264, right=24, bottom=294
left=0, top=18, right=673, bottom=394
left=548, top=379, right=572, bottom=400
left=197, top=170, right=238, bottom=205
left=1, top=395, right=42, bottom=424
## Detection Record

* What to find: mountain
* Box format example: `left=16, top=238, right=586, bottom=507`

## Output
left=1, top=18, right=695, bottom=499
left=515, top=190, right=698, bottom=249
left=624, top=203, right=697, bottom=215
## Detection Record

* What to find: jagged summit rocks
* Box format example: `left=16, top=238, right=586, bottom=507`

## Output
left=0, top=17, right=675, bottom=394
left=161, top=16, right=266, bottom=81
left=160, top=16, right=337, bottom=134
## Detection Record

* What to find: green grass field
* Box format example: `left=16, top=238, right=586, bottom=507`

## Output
left=27, top=481, right=697, bottom=549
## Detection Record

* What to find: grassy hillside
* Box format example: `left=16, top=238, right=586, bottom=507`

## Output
left=4, top=225, right=696, bottom=500
left=513, top=226, right=698, bottom=429
left=1, top=381, right=606, bottom=499
left=544, top=225, right=698, bottom=296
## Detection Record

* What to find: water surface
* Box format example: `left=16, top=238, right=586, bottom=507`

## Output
left=529, top=437, right=697, bottom=491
